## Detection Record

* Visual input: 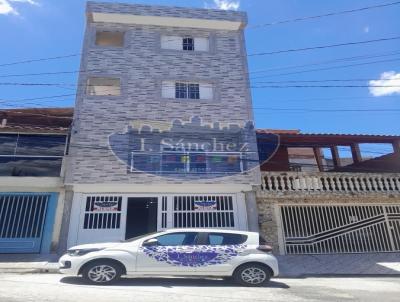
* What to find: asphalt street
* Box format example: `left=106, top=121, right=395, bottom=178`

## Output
left=0, top=273, right=399, bottom=302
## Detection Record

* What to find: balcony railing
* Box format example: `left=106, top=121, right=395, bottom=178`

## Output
left=260, top=172, right=400, bottom=193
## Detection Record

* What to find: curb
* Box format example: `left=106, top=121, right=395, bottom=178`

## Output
left=0, top=263, right=60, bottom=274
left=0, top=268, right=59, bottom=274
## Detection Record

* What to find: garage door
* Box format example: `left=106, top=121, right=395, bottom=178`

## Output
left=0, top=193, right=56, bottom=254
left=280, top=204, right=400, bottom=254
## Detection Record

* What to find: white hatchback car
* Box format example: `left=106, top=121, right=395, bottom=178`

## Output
left=59, top=229, right=279, bottom=286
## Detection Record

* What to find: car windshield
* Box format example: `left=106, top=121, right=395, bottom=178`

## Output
left=123, top=232, right=159, bottom=242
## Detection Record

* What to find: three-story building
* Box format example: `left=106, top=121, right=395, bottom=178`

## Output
left=62, top=2, right=260, bottom=249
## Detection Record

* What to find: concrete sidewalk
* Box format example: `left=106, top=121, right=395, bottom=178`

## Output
left=0, top=254, right=59, bottom=274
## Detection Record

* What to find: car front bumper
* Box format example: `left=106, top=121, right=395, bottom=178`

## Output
left=58, top=254, right=81, bottom=275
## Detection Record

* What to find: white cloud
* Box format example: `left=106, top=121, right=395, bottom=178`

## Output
left=369, top=71, right=400, bottom=97
left=0, top=0, right=38, bottom=15
left=206, top=0, right=240, bottom=11
left=364, top=26, right=370, bottom=33
left=0, top=0, right=15, bottom=14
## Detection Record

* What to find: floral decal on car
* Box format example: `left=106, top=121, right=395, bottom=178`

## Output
left=140, top=245, right=246, bottom=267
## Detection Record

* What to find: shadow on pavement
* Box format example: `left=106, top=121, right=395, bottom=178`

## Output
left=60, top=276, right=290, bottom=289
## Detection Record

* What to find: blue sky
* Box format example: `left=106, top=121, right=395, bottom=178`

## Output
left=0, top=0, right=399, bottom=135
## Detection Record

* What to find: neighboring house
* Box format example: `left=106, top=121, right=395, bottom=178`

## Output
left=61, top=2, right=260, bottom=249
left=0, top=108, right=72, bottom=254
left=256, top=130, right=400, bottom=255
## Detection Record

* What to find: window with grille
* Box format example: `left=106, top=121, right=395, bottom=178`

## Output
left=183, top=37, right=195, bottom=51
left=173, top=195, right=235, bottom=228
left=188, top=84, right=200, bottom=99
left=83, top=196, right=122, bottom=229
left=175, top=82, right=200, bottom=99
left=175, top=82, right=188, bottom=99
left=162, top=81, right=212, bottom=100
left=161, top=36, right=209, bottom=52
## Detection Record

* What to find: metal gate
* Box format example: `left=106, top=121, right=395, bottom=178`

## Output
left=172, top=195, right=237, bottom=229
left=76, top=195, right=125, bottom=245
left=280, top=204, right=400, bottom=254
left=0, top=194, right=50, bottom=253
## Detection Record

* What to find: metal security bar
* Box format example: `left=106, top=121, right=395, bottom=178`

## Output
left=173, top=195, right=235, bottom=228
left=0, top=194, right=48, bottom=239
left=161, top=196, right=168, bottom=229
left=83, top=196, right=122, bottom=229
left=386, top=205, right=400, bottom=250
left=280, top=204, right=400, bottom=254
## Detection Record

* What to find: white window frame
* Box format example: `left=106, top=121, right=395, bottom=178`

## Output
left=161, top=81, right=213, bottom=100
left=161, top=35, right=209, bottom=52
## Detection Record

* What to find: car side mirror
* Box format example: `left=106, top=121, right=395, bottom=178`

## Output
left=142, top=238, right=159, bottom=247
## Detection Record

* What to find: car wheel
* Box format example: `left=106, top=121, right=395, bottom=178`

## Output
left=233, top=263, right=272, bottom=287
left=82, top=260, right=122, bottom=285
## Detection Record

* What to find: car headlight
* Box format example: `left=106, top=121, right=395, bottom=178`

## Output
left=67, top=248, right=103, bottom=256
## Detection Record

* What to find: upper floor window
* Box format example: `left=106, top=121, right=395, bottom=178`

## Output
left=161, top=35, right=209, bottom=52
left=175, top=82, right=200, bottom=99
left=162, top=81, right=212, bottom=100
left=86, top=77, right=121, bottom=96
left=182, top=37, right=194, bottom=51
left=95, top=31, right=124, bottom=47
left=0, top=134, right=65, bottom=177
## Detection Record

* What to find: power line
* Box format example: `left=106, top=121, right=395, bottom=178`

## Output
left=249, top=50, right=400, bottom=75
left=248, top=36, right=400, bottom=57
left=1, top=95, right=398, bottom=110
left=1, top=81, right=398, bottom=87
left=2, top=105, right=400, bottom=122
left=252, top=85, right=400, bottom=88
left=0, top=54, right=80, bottom=68
left=0, top=35, right=399, bottom=77
left=254, top=108, right=400, bottom=112
left=252, top=79, right=381, bottom=84
left=0, top=1, right=398, bottom=71
left=0, top=48, right=399, bottom=82
left=248, top=1, right=400, bottom=29
left=0, top=70, right=83, bottom=78
left=250, top=57, right=400, bottom=79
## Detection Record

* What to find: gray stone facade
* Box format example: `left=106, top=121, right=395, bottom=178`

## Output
left=65, top=2, right=259, bottom=186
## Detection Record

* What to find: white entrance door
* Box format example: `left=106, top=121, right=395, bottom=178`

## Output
left=76, top=195, right=127, bottom=245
